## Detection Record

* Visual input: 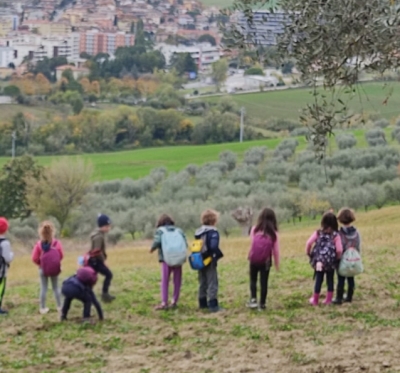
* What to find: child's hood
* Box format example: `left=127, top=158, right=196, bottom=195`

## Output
left=195, top=225, right=217, bottom=238
left=41, top=241, right=52, bottom=252
left=340, top=226, right=358, bottom=239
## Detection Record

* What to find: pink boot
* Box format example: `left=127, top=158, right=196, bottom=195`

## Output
left=309, top=293, right=319, bottom=306
left=323, top=291, right=333, bottom=305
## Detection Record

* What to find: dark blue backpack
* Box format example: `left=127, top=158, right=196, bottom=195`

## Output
left=310, top=231, right=338, bottom=272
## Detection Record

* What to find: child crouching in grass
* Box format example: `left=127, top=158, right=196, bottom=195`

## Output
left=195, top=209, right=224, bottom=313
left=61, top=266, right=103, bottom=323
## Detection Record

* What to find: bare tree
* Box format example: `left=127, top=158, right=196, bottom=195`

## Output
left=26, top=158, right=93, bottom=232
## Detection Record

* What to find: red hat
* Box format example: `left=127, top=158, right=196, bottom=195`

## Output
left=0, top=217, right=9, bottom=235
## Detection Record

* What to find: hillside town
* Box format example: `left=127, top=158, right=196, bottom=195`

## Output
left=0, top=0, right=225, bottom=75
left=0, top=0, right=288, bottom=81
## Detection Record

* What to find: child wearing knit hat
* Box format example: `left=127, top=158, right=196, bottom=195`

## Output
left=86, top=214, right=115, bottom=303
left=0, top=217, right=14, bottom=315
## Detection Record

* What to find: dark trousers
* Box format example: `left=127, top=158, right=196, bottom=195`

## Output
left=314, top=270, right=334, bottom=294
left=89, top=259, right=113, bottom=294
left=0, top=277, right=6, bottom=308
left=62, top=283, right=92, bottom=318
left=198, top=261, right=218, bottom=304
left=250, top=263, right=270, bottom=306
left=337, top=274, right=355, bottom=292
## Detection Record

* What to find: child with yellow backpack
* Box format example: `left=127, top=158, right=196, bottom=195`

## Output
left=190, top=209, right=224, bottom=313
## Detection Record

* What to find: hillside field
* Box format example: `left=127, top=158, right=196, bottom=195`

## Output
left=0, top=126, right=395, bottom=181
left=202, top=82, right=400, bottom=121
left=2, top=206, right=400, bottom=372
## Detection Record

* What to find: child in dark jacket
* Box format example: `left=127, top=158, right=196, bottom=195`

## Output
left=61, top=266, right=103, bottom=322
left=333, top=208, right=361, bottom=305
left=87, top=214, right=115, bottom=303
left=195, top=209, right=224, bottom=313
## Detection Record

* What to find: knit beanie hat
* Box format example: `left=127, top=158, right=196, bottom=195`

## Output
left=97, top=214, right=111, bottom=228
left=0, top=217, right=9, bottom=235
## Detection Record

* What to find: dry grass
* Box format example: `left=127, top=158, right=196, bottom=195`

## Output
left=2, top=206, right=400, bottom=373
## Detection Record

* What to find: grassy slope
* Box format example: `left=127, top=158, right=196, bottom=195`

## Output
left=203, top=82, right=400, bottom=121
left=199, top=0, right=233, bottom=7
left=2, top=206, right=400, bottom=372
left=0, top=127, right=395, bottom=180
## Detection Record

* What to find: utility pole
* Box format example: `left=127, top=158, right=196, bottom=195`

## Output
left=11, top=131, right=16, bottom=159
left=240, top=107, right=245, bottom=143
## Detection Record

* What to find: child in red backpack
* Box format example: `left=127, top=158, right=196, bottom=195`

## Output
left=306, top=212, right=343, bottom=306
left=247, top=208, right=280, bottom=311
left=32, top=221, right=64, bottom=314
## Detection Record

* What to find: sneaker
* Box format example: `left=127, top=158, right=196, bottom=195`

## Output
left=57, top=307, right=62, bottom=313
left=154, top=303, right=168, bottom=311
left=40, top=308, right=50, bottom=315
left=258, top=304, right=266, bottom=311
left=60, top=315, right=67, bottom=321
left=101, top=293, right=116, bottom=303
left=0, top=308, right=8, bottom=315
left=246, top=299, right=258, bottom=309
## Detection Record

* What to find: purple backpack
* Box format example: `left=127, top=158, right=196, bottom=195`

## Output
left=41, top=240, right=61, bottom=277
left=249, top=233, right=274, bottom=265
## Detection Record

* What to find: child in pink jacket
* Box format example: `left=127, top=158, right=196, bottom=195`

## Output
left=306, top=212, right=343, bottom=306
left=32, top=221, right=64, bottom=314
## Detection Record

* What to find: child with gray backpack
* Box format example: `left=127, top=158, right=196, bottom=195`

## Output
left=333, top=208, right=362, bottom=305
left=150, top=214, right=188, bottom=310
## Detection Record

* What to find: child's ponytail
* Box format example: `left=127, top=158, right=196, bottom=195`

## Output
left=39, top=221, right=55, bottom=243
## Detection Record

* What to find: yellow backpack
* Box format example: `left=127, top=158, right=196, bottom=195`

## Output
left=189, top=237, right=212, bottom=270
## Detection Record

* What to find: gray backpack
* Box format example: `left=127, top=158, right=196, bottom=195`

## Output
left=0, top=239, right=8, bottom=278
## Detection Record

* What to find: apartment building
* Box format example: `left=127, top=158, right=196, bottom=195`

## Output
left=79, top=30, right=135, bottom=56
left=3, top=33, right=81, bottom=65
left=156, top=42, right=221, bottom=71
left=0, top=46, right=14, bottom=68
left=0, top=11, right=19, bottom=36
left=237, top=9, right=290, bottom=46
left=22, top=20, right=72, bottom=36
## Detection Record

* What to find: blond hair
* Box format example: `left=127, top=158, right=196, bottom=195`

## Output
left=201, top=209, right=219, bottom=226
left=39, top=221, right=55, bottom=243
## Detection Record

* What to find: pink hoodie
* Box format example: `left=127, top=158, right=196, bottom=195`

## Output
left=250, top=226, right=280, bottom=270
left=305, top=231, right=343, bottom=259
left=32, top=239, right=64, bottom=266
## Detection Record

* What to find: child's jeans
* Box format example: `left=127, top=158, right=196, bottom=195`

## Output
left=314, top=270, right=334, bottom=293
left=161, top=262, right=182, bottom=305
left=39, top=269, right=61, bottom=309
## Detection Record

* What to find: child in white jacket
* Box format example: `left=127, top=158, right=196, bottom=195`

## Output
left=0, top=217, right=14, bottom=315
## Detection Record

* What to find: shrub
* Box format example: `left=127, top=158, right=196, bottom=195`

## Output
left=231, top=165, right=260, bottom=184
left=185, top=164, right=199, bottom=176
left=392, top=127, right=400, bottom=143
left=374, top=118, right=389, bottom=128
left=219, top=150, right=237, bottom=171
left=10, top=226, right=37, bottom=243
left=218, top=213, right=237, bottom=237
left=335, top=133, right=357, bottom=150
left=365, top=128, right=386, bottom=147
left=108, top=227, right=124, bottom=245
left=244, top=146, right=267, bottom=166
left=244, top=67, right=264, bottom=76
left=290, top=127, right=310, bottom=137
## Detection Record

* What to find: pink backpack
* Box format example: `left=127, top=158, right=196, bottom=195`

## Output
left=249, top=232, right=274, bottom=265
left=41, top=240, right=61, bottom=277
left=76, top=266, right=98, bottom=287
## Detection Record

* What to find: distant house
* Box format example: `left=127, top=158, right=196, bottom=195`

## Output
left=55, top=65, right=89, bottom=81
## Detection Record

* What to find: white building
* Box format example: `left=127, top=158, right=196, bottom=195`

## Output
left=237, top=9, right=290, bottom=46
left=0, top=46, right=14, bottom=68
left=2, top=33, right=81, bottom=66
left=156, top=42, right=221, bottom=71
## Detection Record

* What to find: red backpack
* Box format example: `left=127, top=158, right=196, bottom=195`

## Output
left=249, top=233, right=274, bottom=265
left=41, top=240, right=62, bottom=277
